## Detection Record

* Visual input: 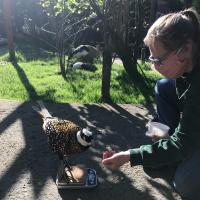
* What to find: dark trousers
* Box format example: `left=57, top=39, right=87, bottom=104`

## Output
left=155, top=78, right=200, bottom=199
left=154, top=78, right=181, bottom=135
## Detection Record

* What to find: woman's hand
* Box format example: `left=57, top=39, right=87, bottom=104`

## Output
left=103, top=150, right=116, bottom=159
left=102, top=150, right=130, bottom=170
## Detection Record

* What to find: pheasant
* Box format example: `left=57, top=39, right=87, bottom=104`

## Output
left=32, top=100, right=94, bottom=184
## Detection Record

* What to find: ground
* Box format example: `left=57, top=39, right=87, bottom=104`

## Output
left=0, top=99, right=183, bottom=200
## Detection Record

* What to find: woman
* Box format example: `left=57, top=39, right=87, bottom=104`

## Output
left=102, top=8, right=200, bottom=199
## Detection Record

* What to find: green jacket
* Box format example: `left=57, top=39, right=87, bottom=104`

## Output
left=130, top=66, right=200, bottom=168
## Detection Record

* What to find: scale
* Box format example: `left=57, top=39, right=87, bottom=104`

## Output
left=56, top=164, right=98, bottom=189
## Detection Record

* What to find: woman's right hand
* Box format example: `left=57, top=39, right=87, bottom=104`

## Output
left=102, top=150, right=130, bottom=170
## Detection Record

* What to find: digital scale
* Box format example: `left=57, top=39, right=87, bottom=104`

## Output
left=56, top=165, right=98, bottom=189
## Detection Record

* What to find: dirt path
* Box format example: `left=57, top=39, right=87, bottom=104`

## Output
left=0, top=100, right=182, bottom=200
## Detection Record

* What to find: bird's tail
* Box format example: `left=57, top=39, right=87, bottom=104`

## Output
left=32, top=100, right=52, bottom=118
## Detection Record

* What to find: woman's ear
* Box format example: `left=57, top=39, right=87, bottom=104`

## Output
left=178, top=40, right=193, bottom=63
left=185, top=40, right=193, bottom=54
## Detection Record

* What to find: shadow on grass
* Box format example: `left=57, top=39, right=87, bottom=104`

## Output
left=115, top=69, right=157, bottom=103
left=12, top=62, right=38, bottom=99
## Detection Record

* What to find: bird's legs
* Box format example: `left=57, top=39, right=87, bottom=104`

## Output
left=57, top=159, right=65, bottom=182
left=57, top=156, right=76, bottom=184
left=64, top=156, right=77, bottom=183
left=63, top=155, right=72, bottom=170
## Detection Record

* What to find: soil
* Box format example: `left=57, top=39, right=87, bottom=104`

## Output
left=0, top=99, right=183, bottom=200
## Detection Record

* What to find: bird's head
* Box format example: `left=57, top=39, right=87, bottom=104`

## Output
left=77, top=128, right=94, bottom=147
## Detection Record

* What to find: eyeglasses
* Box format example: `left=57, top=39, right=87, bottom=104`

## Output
left=149, top=46, right=183, bottom=66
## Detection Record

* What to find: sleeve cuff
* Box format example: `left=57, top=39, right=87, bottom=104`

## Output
left=129, top=148, right=143, bottom=166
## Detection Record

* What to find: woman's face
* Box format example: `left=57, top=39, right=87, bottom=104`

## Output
left=149, top=40, right=192, bottom=78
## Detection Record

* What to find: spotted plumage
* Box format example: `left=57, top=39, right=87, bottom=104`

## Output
left=32, top=101, right=93, bottom=158
left=32, top=100, right=94, bottom=184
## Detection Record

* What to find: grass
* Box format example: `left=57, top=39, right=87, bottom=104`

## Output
left=0, top=46, right=162, bottom=104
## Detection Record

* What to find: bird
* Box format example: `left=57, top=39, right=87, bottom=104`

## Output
left=68, top=44, right=100, bottom=63
left=32, top=100, right=94, bottom=184
left=72, top=62, right=97, bottom=72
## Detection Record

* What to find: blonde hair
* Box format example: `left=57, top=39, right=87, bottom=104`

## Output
left=144, top=8, right=200, bottom=64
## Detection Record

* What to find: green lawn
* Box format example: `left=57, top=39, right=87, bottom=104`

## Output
left=0, top=50, right=162, bottom=104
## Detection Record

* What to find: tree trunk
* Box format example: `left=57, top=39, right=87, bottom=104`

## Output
left=90, top=0, right=151, bottom=100
left=150, top=0, right=157, bottom=24
left=58, top=27, right=66, bottom=77
left=101, top=48, right=112, bottom=102
left=57, top=1, right=67, bottom=77
left=3, top=0, right=16, bottom=63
